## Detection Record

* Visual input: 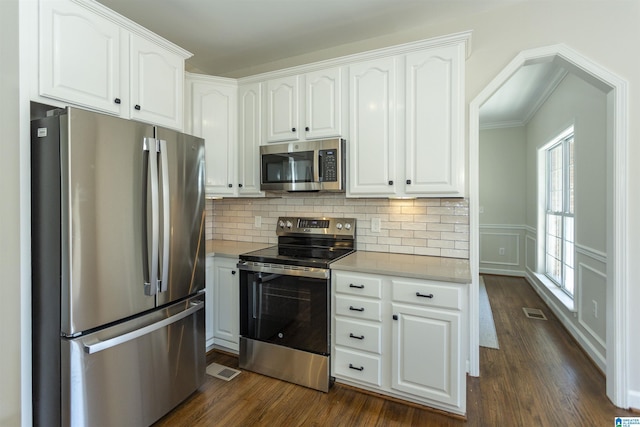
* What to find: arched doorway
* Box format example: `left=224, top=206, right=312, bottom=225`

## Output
left=468, top=44, right=629, bottom=408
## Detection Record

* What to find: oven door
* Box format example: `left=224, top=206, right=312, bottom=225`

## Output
left=239, top=266, right=329, bottom=355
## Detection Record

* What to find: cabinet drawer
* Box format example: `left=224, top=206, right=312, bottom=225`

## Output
left=335, top=295, right=382, bottom=321
left=391, top=280, right=462, bottom=310
left=333, top=348, right=381, bottom=386
left=334, top=272, right=382, bottom=299
left=335, top=318, right=382, bottom=354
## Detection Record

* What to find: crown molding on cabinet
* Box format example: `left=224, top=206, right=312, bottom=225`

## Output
left=238, top=30, right=472, bottom=84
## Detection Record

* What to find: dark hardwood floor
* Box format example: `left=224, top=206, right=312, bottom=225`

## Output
left=154, top=275, right=635, bottom=426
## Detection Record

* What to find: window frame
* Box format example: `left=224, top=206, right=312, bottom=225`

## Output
left=543, top=127, right=575, bottom=298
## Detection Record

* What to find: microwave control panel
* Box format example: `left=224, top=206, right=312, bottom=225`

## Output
left=319, top=149, right=337, bottom=182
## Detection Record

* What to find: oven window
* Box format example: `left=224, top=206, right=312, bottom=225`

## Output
left=240, top=271, right=328, bottom=355
left=262, top=152, right=314, bottom=184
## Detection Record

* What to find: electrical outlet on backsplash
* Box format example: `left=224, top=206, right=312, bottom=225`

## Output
left=206, top=195, right=469, bottom=259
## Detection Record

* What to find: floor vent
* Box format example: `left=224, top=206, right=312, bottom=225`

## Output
left=206, top=363, right=241, bottom=381
left=523, top=307, right=547, bottom=320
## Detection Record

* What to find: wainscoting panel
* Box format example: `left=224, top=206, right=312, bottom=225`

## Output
left=525, top=234, right=537, bottom=273
left=577, top=254, right=607, bottom=350
left=479, top=225, right=525, bottom=275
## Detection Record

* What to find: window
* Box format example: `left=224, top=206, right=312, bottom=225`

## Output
left=544, top=128, right=575, bottom=297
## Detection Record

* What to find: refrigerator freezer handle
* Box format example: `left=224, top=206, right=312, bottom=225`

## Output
left=83, top=301, right=203, bottom=354
left=159, top=139, right=170, bottom=293
left=143, top=137, right=159, bottom=296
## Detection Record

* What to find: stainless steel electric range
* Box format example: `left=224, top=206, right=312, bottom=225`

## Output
left=237, top=216, right=356, bottom=392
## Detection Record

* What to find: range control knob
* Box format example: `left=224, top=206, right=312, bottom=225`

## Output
left=278, top=220, right=285, bottom=228
left=286, top=221, right=293, bottom=229
left=336, top=223, right=343, bottom=230
left=344, top=223, right=352, bottom=230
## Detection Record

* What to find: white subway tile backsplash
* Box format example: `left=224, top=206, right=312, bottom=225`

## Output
left=206, top=196, right=469, bottom=259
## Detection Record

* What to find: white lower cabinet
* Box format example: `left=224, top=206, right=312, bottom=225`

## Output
left=205, top=256, right=240, bottom=353
left=331, top=270, right=468, bottom=415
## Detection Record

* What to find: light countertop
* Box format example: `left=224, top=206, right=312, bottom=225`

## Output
left=331, top=251, right=471, bottom=284
left=206, top=240, right=272, bottom=258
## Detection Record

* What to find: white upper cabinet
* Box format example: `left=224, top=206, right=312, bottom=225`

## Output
left=237, top=82, right=264, bottom=196
left=265, top=76, right=299, bottom=143
left=39, top=0, right=191, bottom=130
left=264, top=67, right=343, bottom=143
left=39, top=0, right=123, bottom=115
left=347, top=40, right=466, bottom=198
left=404, top=45, right=464, bottom=196
left=129, top=34, right=185, bottom=130
left=187, top=74, right=237, bottom=197
left=304, top=67, right=343, bottom=140
left=348, top=57, right=398, bottom=197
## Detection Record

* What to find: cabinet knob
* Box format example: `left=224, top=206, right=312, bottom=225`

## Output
left=305, top=126, right=310, bottom=132
left=228, top=184, right=233, bottom=188
left=238, top=183, right=243, bottom=188
left=291, top=127, right=296, bottom=132
left=231, top=271, right=236, bottom=275
left=114, top=98, right=121, bottom=104
left=393, top=314, right=398, bottom=320
left=134, top=104, right=141, bottom=110
left=406, top=179, right=412, bottom=185
left=388, top=180, right=394, bottom=185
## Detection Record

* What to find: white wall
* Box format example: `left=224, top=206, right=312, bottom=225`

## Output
left=479, top=127, right=527, bottom=275
left=524, top=72, right=608, bottom=369
left=0, top=0, right=23, bottom=425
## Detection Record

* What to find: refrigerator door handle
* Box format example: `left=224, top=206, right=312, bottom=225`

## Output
left=143, top=137, right=160, bottom=296
left=83, top=301, right=204, bottom=354
left=159, top=139, right=170, bottom=293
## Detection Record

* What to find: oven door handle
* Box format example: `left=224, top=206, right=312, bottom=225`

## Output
left=237, top=261, right=329, bottom=279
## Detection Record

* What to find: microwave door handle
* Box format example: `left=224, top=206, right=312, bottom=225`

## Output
left=315, top=150, right=321, bottom=183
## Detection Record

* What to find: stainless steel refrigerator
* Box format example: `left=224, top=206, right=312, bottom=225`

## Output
left=31, top=107, right=206, bottom=427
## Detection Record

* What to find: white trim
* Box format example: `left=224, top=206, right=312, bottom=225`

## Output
left=575, top=243, right=607, bottom=264
left=470, top=43, right=628, bottom=408
left=238, top=31, right=472, bottom=83
left=479, top=223, right=528, bottom=230
left=479, top=267, right=526, bottom=277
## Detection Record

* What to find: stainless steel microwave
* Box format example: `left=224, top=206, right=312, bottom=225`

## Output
left=260, top=138, right=346, bottom=192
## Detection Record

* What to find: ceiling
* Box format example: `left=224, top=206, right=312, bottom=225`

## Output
left=96, top=0, right=564, bottom=128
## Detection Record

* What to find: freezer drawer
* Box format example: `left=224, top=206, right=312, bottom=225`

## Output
left=61, top=295, right=205, bottom=427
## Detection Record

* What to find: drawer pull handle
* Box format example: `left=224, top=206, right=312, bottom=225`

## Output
left=349, top=364, right=364, bottom=371
left=416, top=292, right=434, bottom=299
left=349, top=283, right=364, bottom=289
left=349, top=306, right=365, bottom=312
left=349, top=333, right=365, bottom=340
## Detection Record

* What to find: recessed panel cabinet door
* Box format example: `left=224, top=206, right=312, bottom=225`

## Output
left=213, top=258, right=240, bottom=352
left=266, top=76, right=299, bottom=143
left=238, top=83, right=264, bottom=196
left=348, top=58, right=397, bottom=196
left=305, top=67, right=342, bottom=140
left=40, top=0, right=122, bottom=115
left=191, top=81, right=237, bottom=196
left=391, top=304, right=462, bottom=407
left=404, top=45, right=464, bottom=196
left=130, top=34, right=184, bottom=130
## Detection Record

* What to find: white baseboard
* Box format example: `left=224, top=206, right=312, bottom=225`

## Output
left=479, top=267, right=526, bottom=277
left=524, top=271, right=606, bottom=372
left=628, top=389, right=640, bottom=411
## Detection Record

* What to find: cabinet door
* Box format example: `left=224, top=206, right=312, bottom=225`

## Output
left=348, top=58, right=397, bottom=196
left=130, top=34, right=184, bottom=130
left=266, top=76, right=299, bottom=142
left=213, top=258, right=240, bottom=352
left=205, top=256, right=215, bottom=347
left=404, top=45, right=464, bottom=196
left=238, top=83, right=264, bottom=196
left=391, top=303, right=461, bottom=407
left=39, top=0, right=123, bottom=115
left=305, top=67, right=342, bottom=140
left=191, top=81, right=237, bottom=196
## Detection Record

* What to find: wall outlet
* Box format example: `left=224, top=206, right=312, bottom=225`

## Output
left=254, top=215, right=262, bottom=228
left=479, top=206, right=484, bottom=214
left=498, top=247, right=506, bottom=256
left=592, top=300, right=598, bottom=318
left=371, top=218, right=381, bottom=233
